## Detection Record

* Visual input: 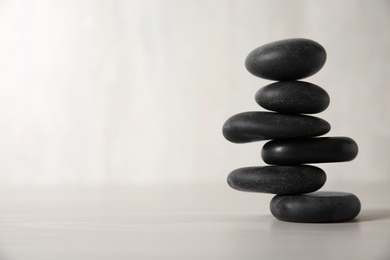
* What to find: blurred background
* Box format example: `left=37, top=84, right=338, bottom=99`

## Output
left=0, top=0, right=389, bottom=186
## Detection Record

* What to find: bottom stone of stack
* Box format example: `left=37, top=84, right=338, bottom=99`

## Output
left=270, top=191, right=361, bottom=223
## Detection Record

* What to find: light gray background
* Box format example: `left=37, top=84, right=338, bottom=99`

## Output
left=0, top=0, right=389, bottom=185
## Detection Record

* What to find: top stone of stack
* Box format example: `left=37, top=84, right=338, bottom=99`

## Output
left=245, top=38, right=327, bottom=81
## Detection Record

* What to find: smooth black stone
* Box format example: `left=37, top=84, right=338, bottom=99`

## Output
left=262, top=137, right=358, bottom=164
left=270, top=191, right=361, bottom=223
left=255, top=81, right=330, bottom=114
left=245, top=38, right=327, bottom=80
left=222, top=112, right=330, bottom=143
left=227, top=166, right=326, bottom=195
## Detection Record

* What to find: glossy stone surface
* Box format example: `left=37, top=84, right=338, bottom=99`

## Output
left=222, top=112, right=330, bottom=143
left=245, top=38, right=327, bottom=80
left=227, top=165, right=326, bottom=195
left=262, top=137, right=358, bottom=164
left=270, top=191, right=361, bottom=223
left=255, top=81, right=330, bottom=114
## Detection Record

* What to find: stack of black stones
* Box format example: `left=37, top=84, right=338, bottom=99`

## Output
left=222, top=38, right=361, bottom=223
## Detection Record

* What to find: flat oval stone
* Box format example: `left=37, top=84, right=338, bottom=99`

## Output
left=270, top=191, right=361, bottom=223
left=227, top=166, right=326, bottom=195
left=222, top=112, right=330, bottom=143
left=255, top=81, right=330, bottom=114
left=262, top=137, right=358, bottom=164
left=245, top=38, right=327, bottom=80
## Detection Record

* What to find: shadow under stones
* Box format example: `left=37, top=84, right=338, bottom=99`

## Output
left=355, top=208, right=390, bottom=222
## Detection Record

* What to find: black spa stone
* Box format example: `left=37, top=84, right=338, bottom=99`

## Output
left=262, top=137, right=358, bottom=165
left=245, top=38, right=327, bottom=80
left=227, top=165, right=326, bottom=195
left=222, top=112, right=330, bottom=143
left=270, top=191, right=361, bottom=223
left=255, top=81, right=330, bottom=114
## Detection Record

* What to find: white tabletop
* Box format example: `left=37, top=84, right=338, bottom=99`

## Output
left=0, top=183, right=389, bottom=260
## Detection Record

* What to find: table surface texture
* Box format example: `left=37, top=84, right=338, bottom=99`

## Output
left=0, top=183, right=389, bottom=260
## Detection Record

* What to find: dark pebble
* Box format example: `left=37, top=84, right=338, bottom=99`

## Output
left=227, top=165, right=326, bottom=195
left=270, top=191, right=361, bottom=223
left=245, top=38, right=327, bottom=80
left=255, top=81, right=330, bottom=114
left=262, top=137, right=358, bottom=164
left=222, top=112, right=330, bottom=143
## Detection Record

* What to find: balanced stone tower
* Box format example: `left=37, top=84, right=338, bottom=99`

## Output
left=222, top=38, right=361, bottom=223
